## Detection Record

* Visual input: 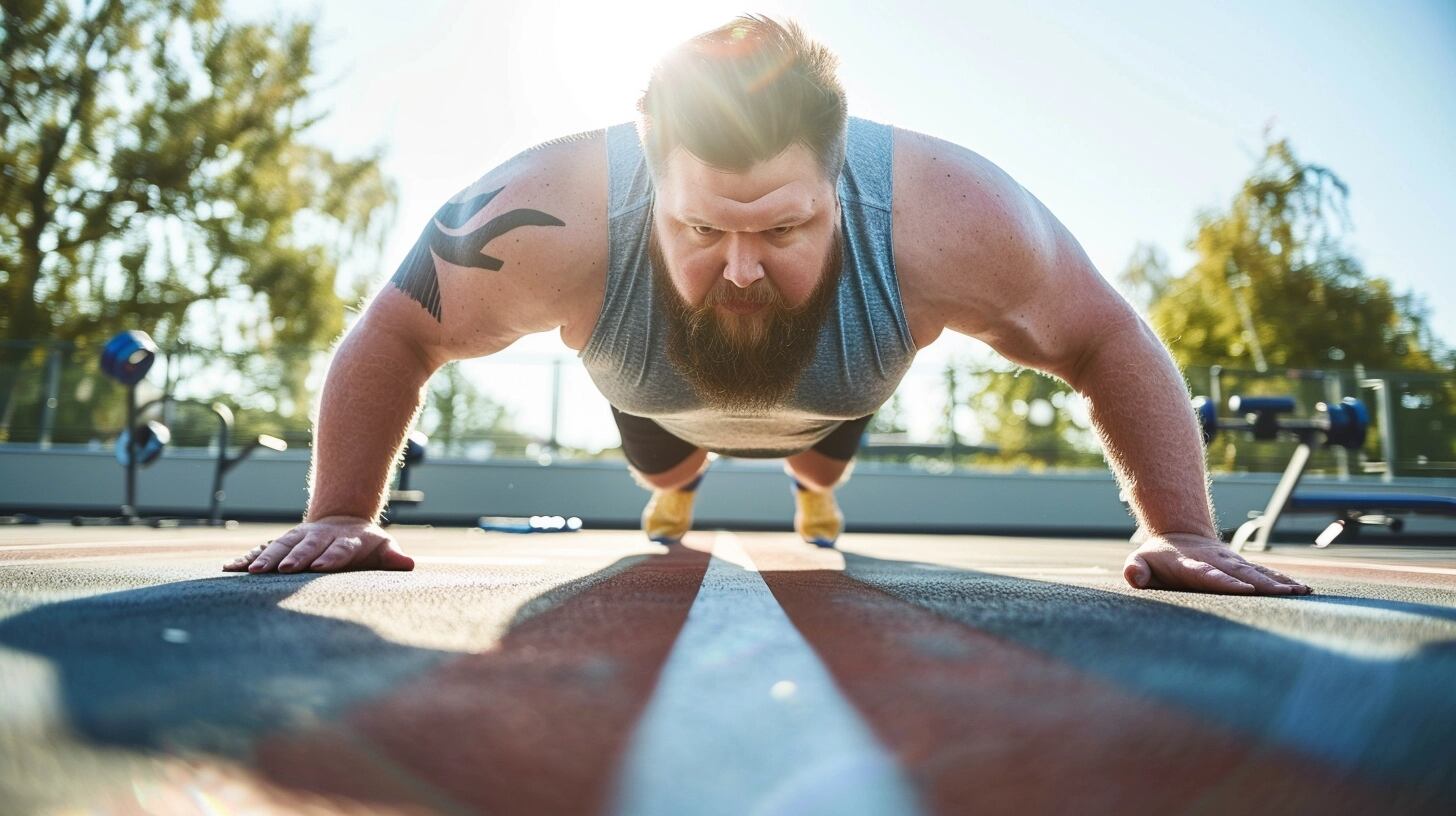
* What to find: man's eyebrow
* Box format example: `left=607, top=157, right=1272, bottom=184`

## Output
left=678, top=207, right=814, bottom=229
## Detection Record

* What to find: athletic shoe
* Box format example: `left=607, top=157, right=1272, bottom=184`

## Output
left=642, top=488, right=696, bottom=544
left=793, top=485, right=843, bottom=548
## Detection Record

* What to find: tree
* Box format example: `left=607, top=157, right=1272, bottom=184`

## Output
left=1143, top=133, right=1453, bottom=475
left=0, top=0, right=395, bottom=440
left=1148, top=134, right=1442, bottom=373
left=420, top=362, right=534, bottom=460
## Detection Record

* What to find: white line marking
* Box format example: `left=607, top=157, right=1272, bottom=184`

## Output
left=0, top=552, right=192, bottom=567
left=611, top=533, right=923, bottom=816
left=1258, top=556, right=1456, bottom=577
left=0, top=537, right=237, bottom=552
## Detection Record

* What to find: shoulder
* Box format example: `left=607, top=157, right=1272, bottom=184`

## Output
left=889, top=127, right=1132, bottom=379
left=891, top=127, right=1062, bottom=347
left=373, top=130, right=610, bottom=363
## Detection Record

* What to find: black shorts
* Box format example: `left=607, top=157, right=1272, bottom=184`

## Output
left=611, top=408, right=874, bottom=475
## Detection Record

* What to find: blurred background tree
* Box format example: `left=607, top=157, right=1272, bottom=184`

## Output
left=1149, top=133, right=1444, bottom=373
left=420, top=362, right=535, bottom=460
left=963, top=132, right=1453, bottom=475
left=0, top=0, right=395, bottom=441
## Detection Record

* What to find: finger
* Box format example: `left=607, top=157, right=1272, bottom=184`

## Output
left=1225, top=561, right=1294, bottom=595
left=312, top=535, right=368, bottom=572
left=375, top=538, right=415, bottom=571
left=249, top=534, right=303, bottom=574
left=1250, top=563, right=1313, bottom=594
left=223, top=543, right=267, bottom=572
left=1123, top=552, right=1153, bottom=589
left=278, top=534, right=332, bottom=573
left=1176, top=556, right=1256, bottom=594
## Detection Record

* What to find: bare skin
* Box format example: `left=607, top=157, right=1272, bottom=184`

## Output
left=225, top=127, right=1309, bottom=595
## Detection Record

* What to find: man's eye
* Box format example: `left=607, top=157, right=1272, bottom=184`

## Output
left=691, top=225, right=718, bottom=236
left=771, top=226, right=795, bottom=236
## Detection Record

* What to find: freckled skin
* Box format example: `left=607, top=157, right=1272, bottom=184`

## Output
left=226, top=126, right=1310, bottom=596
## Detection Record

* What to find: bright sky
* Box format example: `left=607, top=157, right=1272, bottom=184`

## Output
left=235, top=0, right=1455, bottom=450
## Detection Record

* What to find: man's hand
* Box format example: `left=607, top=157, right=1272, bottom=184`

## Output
left=1123, top=533, right=1311, bottom=595
left=223, top=516, right=415, bottom=574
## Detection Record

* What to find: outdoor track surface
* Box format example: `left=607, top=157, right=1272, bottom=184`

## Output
left=1, top=524, right=1454, bottom=815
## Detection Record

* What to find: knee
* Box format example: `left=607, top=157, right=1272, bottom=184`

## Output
left=631, top=449, right=709, bottom=491
left=785, top=451, right=853, bottom=492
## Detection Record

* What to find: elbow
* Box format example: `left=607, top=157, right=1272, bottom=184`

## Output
left=1063, top=308, right=1155, bottom=394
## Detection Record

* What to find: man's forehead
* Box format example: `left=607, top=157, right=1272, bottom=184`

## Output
left=658, top=146, right=835, bottom=229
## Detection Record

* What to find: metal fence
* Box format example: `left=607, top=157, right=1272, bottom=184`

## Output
left=1, top=339, right=1451, bottom=478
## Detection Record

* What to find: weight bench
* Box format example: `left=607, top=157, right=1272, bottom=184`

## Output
left=1195, top=395, right=1456, bottom=552
left=1284, top=492, right=1456, bottom=548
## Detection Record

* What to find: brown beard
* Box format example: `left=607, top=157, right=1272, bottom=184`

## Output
left=650, top=221, right=843, bottom=413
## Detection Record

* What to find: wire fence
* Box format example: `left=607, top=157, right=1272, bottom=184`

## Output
left=1, top=339, right=1451, bottom=478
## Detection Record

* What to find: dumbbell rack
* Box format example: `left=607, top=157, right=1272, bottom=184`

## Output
left=72, top=380, right=151, bottom=526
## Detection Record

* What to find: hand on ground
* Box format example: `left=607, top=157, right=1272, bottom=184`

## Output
left=223, top=516, right=415, bottom=574
left=1123, top=533, right=1311, bottom=595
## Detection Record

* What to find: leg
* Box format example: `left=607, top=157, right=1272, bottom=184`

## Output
left=611, top=407, right=709, bottom=542
left=783, top=415, right=873, bottom=547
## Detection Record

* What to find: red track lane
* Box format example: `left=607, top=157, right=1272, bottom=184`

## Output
left=749, top=544, right=1413, bottom=816
left=254, top=544, right=711, bottom=815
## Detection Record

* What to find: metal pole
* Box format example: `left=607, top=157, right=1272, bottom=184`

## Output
left=549, top=358, right=562, bottom=451
left=123, top=383, right=138, bottom=518
left=37, top=344, right=63, bottom=449
left=1324, top=370, right=1348, bottom=480
left=1376, top=378, right=1397, bottom=482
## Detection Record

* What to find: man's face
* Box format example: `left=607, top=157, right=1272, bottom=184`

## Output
left=650, top=144, right=842, bottom=411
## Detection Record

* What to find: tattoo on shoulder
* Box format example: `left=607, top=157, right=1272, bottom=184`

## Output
left=389, top=185, right=566, bottom=321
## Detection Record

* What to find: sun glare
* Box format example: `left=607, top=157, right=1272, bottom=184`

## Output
left=532, top=1, right=795, bottom=127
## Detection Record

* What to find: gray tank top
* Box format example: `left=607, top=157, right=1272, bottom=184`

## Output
left=580, top=117, right=917, bottom=458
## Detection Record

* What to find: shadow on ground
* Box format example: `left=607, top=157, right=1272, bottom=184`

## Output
left=2, top=543, right=1454, bottom=814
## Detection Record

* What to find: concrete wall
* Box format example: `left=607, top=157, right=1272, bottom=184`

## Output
left=3, top=445, right=1454, bottom=539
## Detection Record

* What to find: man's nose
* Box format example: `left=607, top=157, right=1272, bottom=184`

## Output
left=722, top=235, right=765, bottom=288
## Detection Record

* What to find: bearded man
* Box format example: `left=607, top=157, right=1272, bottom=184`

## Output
left=227, top=16, right=1310, bottom=596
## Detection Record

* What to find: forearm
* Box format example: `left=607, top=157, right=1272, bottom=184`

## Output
left=304, top=315, right=436, bottom=523
left=1074, top=319, right=1217, bottom=539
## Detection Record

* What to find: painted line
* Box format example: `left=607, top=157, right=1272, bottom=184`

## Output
left=751, top=544, right=1402, bottom=814
left=1258, top=556, right=1456, bottom=576
left=255, top=543, right=712, bottom=815
left=0, top=552, right=194, bottom=567
left=611, top=532, right=923, bottom=816
left=0, top=537, right=239, bottom=552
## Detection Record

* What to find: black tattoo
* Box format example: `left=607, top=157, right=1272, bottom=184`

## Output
left=390, top=186, right=565, bottom=321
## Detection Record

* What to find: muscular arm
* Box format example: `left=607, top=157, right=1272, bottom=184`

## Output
left=227, top=133, right=607, bottom=573
left=894, top=130, right=1308, bottom=595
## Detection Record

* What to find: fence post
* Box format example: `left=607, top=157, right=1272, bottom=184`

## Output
left=549, top=358, right=562, bottom=452
left=1323, top=370, right=1348, bottom=480
left=37, top=343, right=64, bottom=448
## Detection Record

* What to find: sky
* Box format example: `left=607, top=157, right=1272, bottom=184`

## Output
left=233, top=0, right=1456, bottom=449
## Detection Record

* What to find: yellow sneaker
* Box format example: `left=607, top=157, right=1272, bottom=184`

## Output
left=642, top=488, right=696, bottom=544
left=794, top=486, right=843, bottom=548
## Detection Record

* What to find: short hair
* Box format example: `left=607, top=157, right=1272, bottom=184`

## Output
left=637, top=16, right=848, bottom=180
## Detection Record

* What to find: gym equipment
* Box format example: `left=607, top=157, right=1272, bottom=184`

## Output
left=382, top=431, right=428, bottom=524
left=99, top=330, right=157, bottom=386
left=77, top=330, right=287, bottom=526
left=479, top=515, right=583, bottom=534
left=115, top=421, right=171, bottom=467
left=1195, top=394, right=1367, bottom=449
left=1187, top=393, right=1454, bottom=551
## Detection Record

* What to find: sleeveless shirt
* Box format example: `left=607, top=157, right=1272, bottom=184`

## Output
left=579, top=117, right=917, bottom=458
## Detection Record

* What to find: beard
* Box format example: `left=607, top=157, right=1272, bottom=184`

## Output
left=650, top=221, right=843, bottom=414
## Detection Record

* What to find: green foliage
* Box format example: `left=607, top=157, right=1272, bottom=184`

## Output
left=0, top=0, right=395, bottom=440
left=963, top=367, right=1102, bottom=470
left=1148, top=135, right=1441, bottom=373
left=960, top=132, right=1452, bottom=473
left=420, top=362, right=535, bottom=459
